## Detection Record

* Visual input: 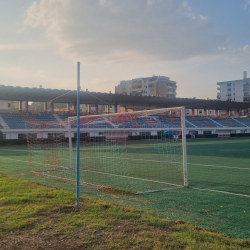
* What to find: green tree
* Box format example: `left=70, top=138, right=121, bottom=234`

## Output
left=0, top=130, right=3, bottom=141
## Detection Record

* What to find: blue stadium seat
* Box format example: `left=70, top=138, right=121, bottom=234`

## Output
left=1, top=112, right=250, bottom=131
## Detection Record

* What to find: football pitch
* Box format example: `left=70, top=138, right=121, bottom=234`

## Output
left=0, top=137, right=250, bottom=238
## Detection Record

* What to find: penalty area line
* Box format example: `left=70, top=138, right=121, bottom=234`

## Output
left=190, top=187, right=250, bottom=198
left=188, top=163, right=250, bottom=170
left=0, top=156, right=73, bottom=170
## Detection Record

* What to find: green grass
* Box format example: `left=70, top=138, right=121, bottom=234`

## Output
left=187, top=138, right=250, bottom=194
left=1, top=173, right=250, bottom=249
left=27, top=138, right=250, bottom=194
left=0, top=137, right=250, bottom=239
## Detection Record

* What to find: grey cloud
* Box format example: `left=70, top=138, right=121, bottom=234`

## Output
left=23, top=0, right=229, bottom=62
left=244, top=0, right=250, bottom=12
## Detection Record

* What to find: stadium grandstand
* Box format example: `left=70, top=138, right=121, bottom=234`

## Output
left=0, top=85, right=250, bottom=139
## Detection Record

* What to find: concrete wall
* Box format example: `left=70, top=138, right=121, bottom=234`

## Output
left=0, top=101, right=25, bottom=111
left=5, top=132, right=19, bottom=139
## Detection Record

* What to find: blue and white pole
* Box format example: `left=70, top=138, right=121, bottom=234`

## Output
left=76, top=62, right=80, bottom=208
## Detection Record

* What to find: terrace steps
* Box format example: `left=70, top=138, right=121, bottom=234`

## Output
left=0, top=115, right=10, bottom=129
left=231, top=118, right=247, bottom=127
left=53, top=113, right=63, bottom=123
left=208, top=117, right=224, bottom=127
left=53, top=113, right=68, bottom=128
left=185, top=120, right=197, bottom=128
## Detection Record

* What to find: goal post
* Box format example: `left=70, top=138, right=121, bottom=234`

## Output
left=67, top=106, right=188, bottom=193
left=181, top=106, right=188, bottom=187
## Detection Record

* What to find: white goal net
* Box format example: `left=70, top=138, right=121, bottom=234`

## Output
left=27, top=106, right=187, bottom=194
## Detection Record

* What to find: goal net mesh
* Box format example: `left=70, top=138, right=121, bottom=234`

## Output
left=27, top=107, right=186, bottom=193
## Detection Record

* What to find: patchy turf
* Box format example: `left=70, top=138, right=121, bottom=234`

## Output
left=0, top=138, right=250, bottom=239
left=0, top=173, right=250, bottom=250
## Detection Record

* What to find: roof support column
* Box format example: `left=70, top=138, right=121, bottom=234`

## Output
left=191, top=108, right=195, bottom=116
left=67, top=103, right=70, bottom=114
left=215, top=109, right=219, bottom=118
left=88, top=104, right=91, bottom=115
left=246, top=110, right=249, bottom=118
left=114, top=103, right=118, bottom=113
left=237, top=109, right=240, bottom=117
left=95, top=102, right=98, bottom=115
left=74, top=101, right=77, bottom=114
left=204, top=108, right=207, bottom=117
left=107, top=105, right=110, bottom=114
left=50, top=102, right=54, bottom=114
left=44, top=102, right=47, bottom=113
left=19, top=101, right=22, bottom=113
left=226, top=109, right=229, bottom=117
left=25, top=100, right=29, bottom=112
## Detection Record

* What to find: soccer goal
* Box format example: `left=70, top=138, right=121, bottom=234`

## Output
left=27, top=106, right=187, bottom=194
left=69, top=106, right=187, bottom=193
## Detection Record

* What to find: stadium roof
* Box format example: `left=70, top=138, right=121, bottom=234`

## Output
left=0, top=85, right=249, bottom=110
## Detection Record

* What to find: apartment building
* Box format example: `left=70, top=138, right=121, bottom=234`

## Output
left=217, top=71, right=250, bottom=102
left=115, top=76, right=177, bottom=98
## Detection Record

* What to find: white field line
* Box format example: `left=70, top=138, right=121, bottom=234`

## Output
left=31, top=170, right=181, bottom=194
left=0, top=156, right=73, bottom=170
left=137, top=186, right=183, bottom=194
left=1, top=154, right=249, bottom=172
left=0, top=149, right=28, bottom=152
left=80, top=156, right=182, bottom=165
left=80, top=156, right=250, bottom=170
left=31, top=171, right=75, bottom=183
left=188, top=148, right=250, bottom=152
left=0, top=156, right=30, bottom=164
left=81, top=169, right=183, bottom=188
left=3, top=156, right=249, bottom=197
left=1, top=146, right=248, bottom=152
left=188, top=163, right=250, bottom=170
left=31, top=170, right=127, bottom=190
left=190, top=187, right=250, bottom=198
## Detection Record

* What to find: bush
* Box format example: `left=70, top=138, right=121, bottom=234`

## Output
left=178, top=134, right=192, bottom=139
left=128, top=135, right=168, bottom=140
left=0, top=139, right=27, bottom=146
left=230, top=133, right=250, bottom=137
left=195, top=134, right=218, bottom=139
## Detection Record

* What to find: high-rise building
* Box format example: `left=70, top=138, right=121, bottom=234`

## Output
left=217, top=71, right=250, bottom=102
left=115, top=76, right=177, bottom=98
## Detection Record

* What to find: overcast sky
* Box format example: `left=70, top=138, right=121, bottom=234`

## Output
left=1, top=0, right=250, bottom=99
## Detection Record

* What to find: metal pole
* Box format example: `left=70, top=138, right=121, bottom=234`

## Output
left=76, top=62, right=80, bottom=208
left=181, top=106, right=188, bottom=187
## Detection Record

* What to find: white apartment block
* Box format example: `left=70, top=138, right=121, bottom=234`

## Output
left=217, top=71, right=250, bottom=102
left=115, top=75, right=177, bottom=98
